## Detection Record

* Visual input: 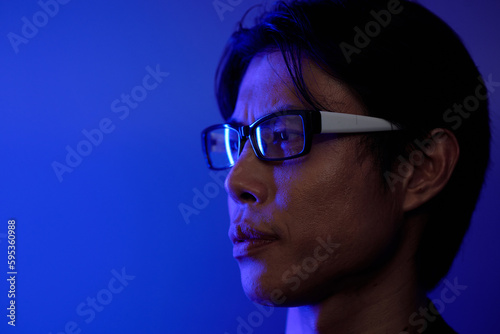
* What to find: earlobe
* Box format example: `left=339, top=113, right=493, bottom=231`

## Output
left=402, top=129, right=460, bottom=212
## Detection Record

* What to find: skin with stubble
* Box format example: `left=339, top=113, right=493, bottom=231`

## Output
left=225, top=52, right=459, bottom=333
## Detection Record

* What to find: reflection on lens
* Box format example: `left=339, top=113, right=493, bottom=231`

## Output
left=256, top=115, right=305, bottom=159
left=256, top=127, right=267, bottom=155
left=208, top=127, right=239, bottom=168
left=224, top=127, right=235, bottom=166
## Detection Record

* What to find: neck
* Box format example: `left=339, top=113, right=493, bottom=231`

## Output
left=285, top=217, right=427, bottom=334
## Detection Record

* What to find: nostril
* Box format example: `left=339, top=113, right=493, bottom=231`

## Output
left=240, top=192, right=257, bottom=202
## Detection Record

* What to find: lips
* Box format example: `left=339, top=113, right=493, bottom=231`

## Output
left=229, top=223, right=279, bottom=258
left=230, top=224, right=278, bottom=244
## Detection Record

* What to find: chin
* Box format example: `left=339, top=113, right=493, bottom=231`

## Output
left=238, top=263, right=307, bottom=307
left=238, top=261, right=283, bottom=306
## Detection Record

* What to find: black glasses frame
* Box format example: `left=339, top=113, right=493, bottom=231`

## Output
left=202, top=110, right=322, bottom=170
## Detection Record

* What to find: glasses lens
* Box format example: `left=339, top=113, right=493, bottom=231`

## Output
left=206, top=126, right=239, bottom=168
left=254, top=115, right=305, bottom=159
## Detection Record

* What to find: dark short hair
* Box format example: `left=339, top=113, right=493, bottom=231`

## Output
left=215, top=0, right=490, bottom=291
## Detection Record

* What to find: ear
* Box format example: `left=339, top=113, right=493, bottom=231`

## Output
left=402, top=129, right=460, bottom=212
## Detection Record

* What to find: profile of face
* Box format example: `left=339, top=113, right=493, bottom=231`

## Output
left=225, top=52, right=409, bottom=307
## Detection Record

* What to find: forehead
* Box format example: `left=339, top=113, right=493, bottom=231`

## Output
left=231, top=53, right=297, bottom=123
left=231, top=52, right=364, bottom=124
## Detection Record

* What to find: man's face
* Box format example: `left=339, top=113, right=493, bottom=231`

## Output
left=226, top=52, right=405, bottom=306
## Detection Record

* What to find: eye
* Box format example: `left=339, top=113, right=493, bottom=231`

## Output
left=253, top=114, right=306, bottom=158
left=273, top=128, right=288, bottom=142
left=273, top=128, right=302, bottom=143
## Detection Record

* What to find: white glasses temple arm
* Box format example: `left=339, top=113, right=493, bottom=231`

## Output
left=319, top=111, right=401, bottom=133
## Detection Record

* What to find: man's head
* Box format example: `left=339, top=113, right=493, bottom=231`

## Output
left=211, top=0, right=490, bottom=300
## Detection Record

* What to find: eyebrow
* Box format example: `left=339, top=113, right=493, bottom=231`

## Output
left=226, top=104, right=303, bottom=124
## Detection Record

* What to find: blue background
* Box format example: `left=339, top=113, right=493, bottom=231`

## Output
left=0, top=0, right=498, bottom=333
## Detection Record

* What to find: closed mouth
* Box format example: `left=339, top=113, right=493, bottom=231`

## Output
left=230, top=223, right=279, bottom=257
left=230, top=224, right=279, bottom=245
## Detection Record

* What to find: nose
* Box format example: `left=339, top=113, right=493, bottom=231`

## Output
left=224, top=140, right=270, bottom=205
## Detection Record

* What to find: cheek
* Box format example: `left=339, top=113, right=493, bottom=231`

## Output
left=272, top=144, right=359, bottom=229
left=273, top=141, right=400, bottom=267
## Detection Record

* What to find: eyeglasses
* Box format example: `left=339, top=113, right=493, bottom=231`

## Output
left=201, top=110, right=401, bottom=170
